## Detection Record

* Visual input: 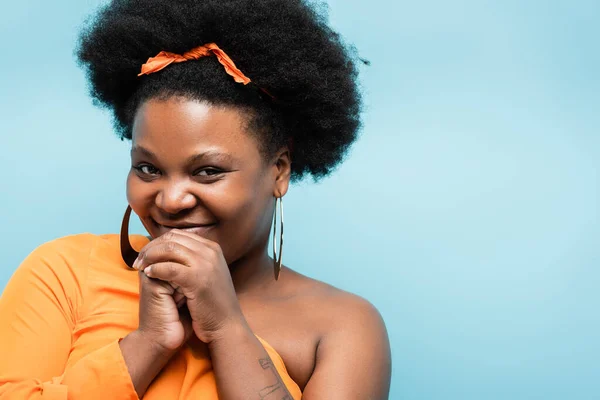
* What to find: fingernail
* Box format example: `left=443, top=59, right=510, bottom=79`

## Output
left=132, top=258, right=140, bottom=270
left=144, top=266, right=152, bottom=277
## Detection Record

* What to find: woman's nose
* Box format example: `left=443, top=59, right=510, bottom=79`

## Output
left=155, top=180, right=197, bottom=215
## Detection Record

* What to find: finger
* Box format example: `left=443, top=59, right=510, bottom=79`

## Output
left=166, top=228, right=217, bottom=246
left=135, top=229, right=224, bottom=271
left=143, top=261, right=187, bottom=284
left=138, top=269, right=176, bottom=297
left=140, top=269, right=185, bottom=307
left=167, top=229, right=224, bottom=259
left=134, top=229, right=210, bottom=270
left=156, top=229, right=203, bottom=247
left=164, top=229, right=223, bottom=256
left=134, top=240, right=195, bottom=271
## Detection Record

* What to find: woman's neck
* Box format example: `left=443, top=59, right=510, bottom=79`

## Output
left=229, top=245, right=276, bottom=296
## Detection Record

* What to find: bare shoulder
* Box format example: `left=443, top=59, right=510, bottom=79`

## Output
left=282, top=268, right=388, bottom=339
left=282, top=268, right=392, bottom=399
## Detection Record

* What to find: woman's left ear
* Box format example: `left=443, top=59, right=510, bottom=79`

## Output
left=273, top=148, right=292, bottom=197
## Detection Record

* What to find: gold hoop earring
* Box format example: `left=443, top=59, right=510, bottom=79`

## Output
left=120, top=205, right=140, bottom=268
left=272, top=196, right=284, bottom=280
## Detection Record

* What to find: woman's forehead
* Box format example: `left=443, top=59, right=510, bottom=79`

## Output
left=134, top=99, right=246, bottom=140
left=131, top=98, right=261, bottom=160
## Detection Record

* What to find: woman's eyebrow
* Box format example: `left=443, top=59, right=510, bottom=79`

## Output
left=130, top=145, right=156, bottom=159
left=131, top=146, right=233, bottom=164
left=186, top=151, right=234, bottom=164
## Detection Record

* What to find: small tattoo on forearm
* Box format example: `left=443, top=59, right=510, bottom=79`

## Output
left=258, top=357, right=294, bottom=400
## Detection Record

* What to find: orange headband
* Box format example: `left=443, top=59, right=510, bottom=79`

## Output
left=138, top=43, right=251, bottom=85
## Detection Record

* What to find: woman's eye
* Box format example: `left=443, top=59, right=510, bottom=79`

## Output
left=134, top=164, right=160, bottom=175
left=196, top=168, right=221, bottom=176
left=195, top=168, right=223, bottom=177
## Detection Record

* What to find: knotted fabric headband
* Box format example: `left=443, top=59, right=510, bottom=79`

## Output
left=138, top=42, right=251, bottom=85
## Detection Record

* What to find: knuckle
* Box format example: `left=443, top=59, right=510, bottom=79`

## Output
left=162, top=231, right=176, bottom=242
left=164, top=240, right=177, bottom=253
left=209, top=241, right=221, bottom=252
left=212, top=248, right=223, bottom=262
left=165, top=230, right=176, bottom=240
left=206, top=242, right=221, bottom=257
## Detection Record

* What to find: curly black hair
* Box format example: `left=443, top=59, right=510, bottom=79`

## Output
left=76, top=0, right=365, bottom=181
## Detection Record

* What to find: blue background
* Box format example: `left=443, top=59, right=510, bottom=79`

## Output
left=1, top=1, right=598, bottom=399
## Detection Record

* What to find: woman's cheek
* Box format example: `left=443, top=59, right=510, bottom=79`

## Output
left=126, top=173, right=153, bottom=215
left=126, top=172, right=141, bottom=207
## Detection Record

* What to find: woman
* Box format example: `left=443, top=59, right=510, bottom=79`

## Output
left=0, top=0, right=391, bottom=398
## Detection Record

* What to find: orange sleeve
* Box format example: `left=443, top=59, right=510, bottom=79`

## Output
left=0, top=235, right=138, bottom=400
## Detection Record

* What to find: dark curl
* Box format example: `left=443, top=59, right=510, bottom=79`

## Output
left=76, top=0, right=365, bottom=181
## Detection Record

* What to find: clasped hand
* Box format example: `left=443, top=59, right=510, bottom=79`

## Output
left=132, top=229, right=245, bottom=350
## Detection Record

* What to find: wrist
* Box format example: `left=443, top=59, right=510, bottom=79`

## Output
left=207, top=317, right=253, bottom=350
left=126, top=329, right=177, bottom=360
left=119, top=330, right=176, bottom=398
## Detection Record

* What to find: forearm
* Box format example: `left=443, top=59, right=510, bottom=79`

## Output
left=0, top=339, right=144, bottom=400
left=208, top=322, right=295, bottom=400
left=119, top=330, right=177, bottom=398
